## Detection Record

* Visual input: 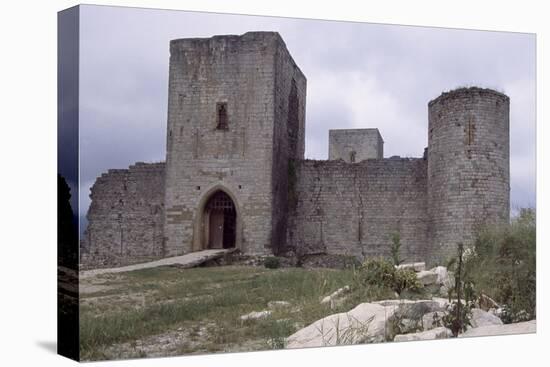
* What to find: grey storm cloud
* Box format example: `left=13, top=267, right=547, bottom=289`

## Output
left=78, top=5, right=536, bottom=229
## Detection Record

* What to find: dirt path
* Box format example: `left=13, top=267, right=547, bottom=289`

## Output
left=80, top=249, right=235, bottom=279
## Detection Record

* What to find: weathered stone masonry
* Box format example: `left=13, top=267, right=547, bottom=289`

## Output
left=80, top=162, right=165, bottom=267
left=427, top=88, right=510, bottom=263
left=80, top=32, right=510, bottom=268
left=288, top=158, right=428, bottom=262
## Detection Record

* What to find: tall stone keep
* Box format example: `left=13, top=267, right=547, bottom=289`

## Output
left=427, top=88, right=510, bottom=263
left=163, top=32, right=306, bottom=257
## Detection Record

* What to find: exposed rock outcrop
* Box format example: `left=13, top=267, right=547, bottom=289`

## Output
left=320, top=285, right=351, bottom=309
left=459, top=320, right=536, bottom=337
left=286, top=303, right=395, bottom=348
left=239, top=310, right=272, bottom=321
left=393, top=327, right=452, bottom=342
left=469, top=308, right=504, bottom=328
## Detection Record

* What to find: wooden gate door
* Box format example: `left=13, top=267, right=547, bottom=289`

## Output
left=209, top=209, right=224, bottom=249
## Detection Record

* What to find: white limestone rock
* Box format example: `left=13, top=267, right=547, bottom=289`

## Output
left=422, top=311, right=447, bottom=331
left=396, top=262, right=426, bottom=272
left=428, top=297, right=451, bottom=309
left=470, top=308, right=503, bottom=328
left=430, top=266, right=453, bottom=286
left=286, top=302, right=396, bottom=348
left=478, top=293, right=500, bottom=311
left=393, top=327, right=452, bottom=342
left=321, top=285, right=351, bottom=309
left=376, top=299, right=447, bottom=320
left=239, top=310, right=272, bottom=321
left=416, top=270, right=438, bottom=286
left=427, top=266, right=455, bottom=296
left=459, top=320, right=536, bottom=338
left=397, top=318, right=421, bottom=334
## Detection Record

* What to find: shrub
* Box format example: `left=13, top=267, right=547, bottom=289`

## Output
left=359, top=258, right=422, bottom=295
left=444, top=243, right=475, bottom=336
left=360, top=258, right=395, bottom=289
left=390, top=231, right=404, bottom=266
left=264, top=256, right=281, bottom=269
left=463, top=208, right=536, bottom=322
left=442, top=301, right=472, bottom=335
left=393, top=268, right=422, bottom=294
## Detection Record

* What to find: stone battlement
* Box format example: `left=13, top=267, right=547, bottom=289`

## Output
left=428, top=86, right=509, bottom=107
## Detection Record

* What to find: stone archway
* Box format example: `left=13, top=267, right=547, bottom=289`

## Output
left=204, top=191, right=236, bottom=249
left=193, top=186, right=242, bottom=252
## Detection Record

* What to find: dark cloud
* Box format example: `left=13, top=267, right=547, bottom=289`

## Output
left=78, top=5, right=536, bottom=227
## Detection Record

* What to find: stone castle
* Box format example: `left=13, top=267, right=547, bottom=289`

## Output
left=80, top=32, right=510, bottom=268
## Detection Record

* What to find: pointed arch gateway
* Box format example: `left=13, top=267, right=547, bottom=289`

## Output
left=193, top=186, right=242, bottom=251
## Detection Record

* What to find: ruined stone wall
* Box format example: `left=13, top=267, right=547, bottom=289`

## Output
left=427, top=87, right=510, bottom=264
left=80, top=162, right=165, bottom=267
left=164, top=32, right=302, bottom=256
left=329, top=129, right=384, bottom=162
left=288, top=158, right=429, bottom=262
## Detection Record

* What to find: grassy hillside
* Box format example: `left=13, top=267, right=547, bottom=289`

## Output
left=80, top=265, right=395, bottom=360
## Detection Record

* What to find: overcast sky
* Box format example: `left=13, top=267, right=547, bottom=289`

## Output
left=79, top=5, right=536, bottom=230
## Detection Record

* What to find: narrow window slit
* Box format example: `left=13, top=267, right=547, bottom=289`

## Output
left=216, top=102, right=228, bottom=130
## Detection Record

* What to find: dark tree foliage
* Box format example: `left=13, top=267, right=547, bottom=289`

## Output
left=58, top=174, right=80, bottom=360
left=58, top=174, right=78, bottom=267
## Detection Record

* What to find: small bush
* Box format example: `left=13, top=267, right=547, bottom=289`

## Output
left=463, top=208, right=536, bottom=322
left=359, top=258, right=422, bottom=295
left=390, top=231, right=404, bottom=266
left=264, top=256, right=281, bottom=269
left=393, top=268, right=422, bottom=294
left=442, top=301, right=473, bottom=336
left=360, top=258, right=395, bottom=288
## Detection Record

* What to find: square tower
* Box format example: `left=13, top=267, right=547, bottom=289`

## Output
left=164, top=32, right=306, bottom=256
left=328, top=128, right=384, bottom=162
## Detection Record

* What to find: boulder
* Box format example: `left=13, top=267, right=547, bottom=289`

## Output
left=286, top=302, right=396, bottom=348
left=459, top=320, right=536, bottom=338
left=431, top=297, right=457, bottom=311
left=396, top=318, right=421, bottom=334
left=416, top=270, right=438, bottom=286
left=320, top=286, right=350, bottom=305
left=470, top=308, right=503, bottom=328
left=393, top=327, right=452, bottom=342
left=478, top=293, right=499, bottom=311
left=439, top=285, right=451, bottom=297
left=396, top=262, right=426, bottom=272
left=428, top=297, right=451, bottom=309
left=376, top=299, right=447, bottom=320
left=488, top=307, right=504, bottom=318
left=422, top=311, right=447, bottom=331
left=239, top=310, right=272, bottom=321
left=430, top=266, right=454, bottom=286
left=321, top=286, right=351, bottom=309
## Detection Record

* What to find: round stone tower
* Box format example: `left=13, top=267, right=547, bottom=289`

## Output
left=427, top=87, right=510, bottom=264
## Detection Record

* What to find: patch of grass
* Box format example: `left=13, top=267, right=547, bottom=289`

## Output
left=80, top=265, right=397, bottom=360
left=358, top=257, right=423, bottom=295
left=264, top=256, right=281, bottom=269
left=80, top=266, right=353, bottom=359
left=464, top=208, right=536, bottom=323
